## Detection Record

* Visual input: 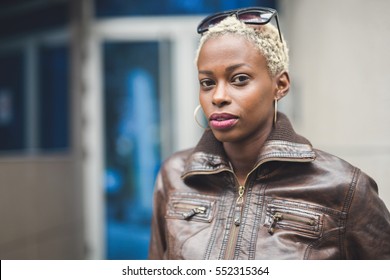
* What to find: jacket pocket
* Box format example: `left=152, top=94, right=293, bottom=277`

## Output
left=265, top=199, right=323, bottom=237
left=166, top=193, right=217, bottom=223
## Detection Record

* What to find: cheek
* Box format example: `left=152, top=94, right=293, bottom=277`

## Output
left=242, top=90, right=270, bottom=107
left=199, top=94, right=205, bottom=108
left=240, top=92, right=274, bottom=118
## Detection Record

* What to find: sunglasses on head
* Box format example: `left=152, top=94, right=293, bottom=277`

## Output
left=197, top=7, right=283, bottom=43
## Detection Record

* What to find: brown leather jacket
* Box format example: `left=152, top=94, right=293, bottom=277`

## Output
left=148, top=113, right=390, bottom=259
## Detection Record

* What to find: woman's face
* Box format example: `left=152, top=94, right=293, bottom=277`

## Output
left=197, top=34, right=283, bottom=144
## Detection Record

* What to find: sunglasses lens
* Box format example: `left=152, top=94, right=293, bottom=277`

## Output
left=198, top=14, right=229, bottom=33
left=238, top=11, right=273, bottom=24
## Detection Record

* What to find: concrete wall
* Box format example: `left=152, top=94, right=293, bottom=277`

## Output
left=279, top=0, right=390, bottom=208
left=0, top=157, right=84, bottom=259
left=0, top=0, right=86, bottom=260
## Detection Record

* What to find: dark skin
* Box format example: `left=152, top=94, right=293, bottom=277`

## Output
left=197, top=34, right=290, bottom=185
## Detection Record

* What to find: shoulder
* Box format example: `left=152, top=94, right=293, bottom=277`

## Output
left=312, top=148, right=378, bottom=192
left=161, top=148, right=193, bottom=170
left=313, top=148, right=354, bottom=169
left=155, top=148, right=200, bottom=194
left=312, top=148, right=358, bottom=175
left=158, top=148, right=194, bottom=181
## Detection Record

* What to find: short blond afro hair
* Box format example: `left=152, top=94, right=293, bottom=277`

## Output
left=195, top=16, right=289, bottom=77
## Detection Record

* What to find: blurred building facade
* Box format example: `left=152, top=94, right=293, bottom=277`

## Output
left=0, top=0, right=389, bottom=260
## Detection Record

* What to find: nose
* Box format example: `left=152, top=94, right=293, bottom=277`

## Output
left=212, top=83, right=231, bottom=107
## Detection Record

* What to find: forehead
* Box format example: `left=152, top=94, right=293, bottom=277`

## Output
left=197, top=34, right=266, bottom=69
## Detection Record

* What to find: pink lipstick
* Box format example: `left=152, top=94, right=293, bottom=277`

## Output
left=209, top=113, right=238, bottom=130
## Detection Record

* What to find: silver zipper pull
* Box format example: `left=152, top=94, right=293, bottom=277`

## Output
left=182, top=206, right=206, bottom=220
left=234, top=203, right=241, bottom=226
left=232, top=186, right=246, bottom=226
left=268, top=212, right=283, bottom=235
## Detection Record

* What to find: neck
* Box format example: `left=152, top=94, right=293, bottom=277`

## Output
left=223, top=128, right=271, bottom=185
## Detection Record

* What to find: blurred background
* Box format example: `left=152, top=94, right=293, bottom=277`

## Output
left=0, top=0, right=389, bottom=260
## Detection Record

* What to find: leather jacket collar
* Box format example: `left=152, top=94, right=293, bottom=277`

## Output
left=182, top=113, right=316, bottom=179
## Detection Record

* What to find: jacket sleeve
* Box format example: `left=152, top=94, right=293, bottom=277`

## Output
left=344, top=169, right=390, bottom=259
left=148, top=171, right=168, bottom=259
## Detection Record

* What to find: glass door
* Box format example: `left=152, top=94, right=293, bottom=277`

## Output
left=103, top=40, right=170, bottom=259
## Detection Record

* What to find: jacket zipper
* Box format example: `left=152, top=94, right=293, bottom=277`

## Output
left=223, top=156, right=315, bottom=259
left=183, top=206, right=207, bottom=219
left=181, top=156, right=315, bottom=259
left=268, top=212, right=316, bottom=235
left=173, top=203, right=207, bottom=220
left=224, top=169, right=251, bottom=259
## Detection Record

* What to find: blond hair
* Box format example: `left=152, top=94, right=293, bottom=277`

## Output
left=195, top=16, right=289, bottom=77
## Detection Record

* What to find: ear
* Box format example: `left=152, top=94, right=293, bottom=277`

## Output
left=274, top=71, right=290, bottom=100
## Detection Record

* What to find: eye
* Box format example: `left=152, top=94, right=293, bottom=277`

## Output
left=199, top=79, right=215, bottom=90
left=231, top=74, right=250, bottom=85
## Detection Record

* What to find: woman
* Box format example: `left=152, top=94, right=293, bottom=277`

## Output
left=148, top=7, right=390, bottom=259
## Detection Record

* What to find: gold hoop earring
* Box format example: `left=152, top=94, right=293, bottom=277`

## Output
left=274, top=98, right=278, bottom=125
left=194, top=105, right=208, bottom=129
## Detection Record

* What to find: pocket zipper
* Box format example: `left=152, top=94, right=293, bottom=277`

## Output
left=268, top=212, right=316, bottom=235
left=182, top=206, right=207, bottom=219
left=173, top=203, right=207, bottom=220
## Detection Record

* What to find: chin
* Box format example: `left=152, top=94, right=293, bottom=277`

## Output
left=211, top=130, right=242, bottom=143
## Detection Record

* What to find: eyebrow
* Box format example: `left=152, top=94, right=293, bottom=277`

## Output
left=226, top=63, right=250, bottom=73
left=198, top=63, right=251, bottom=75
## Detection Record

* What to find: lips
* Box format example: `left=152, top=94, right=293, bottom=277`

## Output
left=209, top=113, right=239, bottom=130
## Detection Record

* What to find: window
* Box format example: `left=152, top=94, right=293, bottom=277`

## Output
left=103, top=41, right=168, bottom=259
left=0, top=50, right=26, bottom=151
left=38, top=45, right=70, bottom=150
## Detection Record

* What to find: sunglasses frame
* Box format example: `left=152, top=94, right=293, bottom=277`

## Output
left=197, top=7, right=283, bottom=43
